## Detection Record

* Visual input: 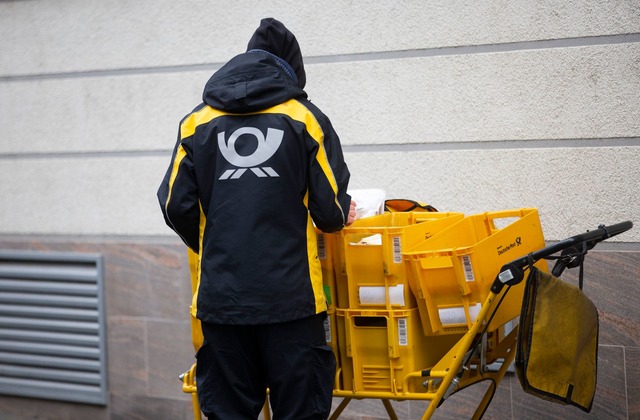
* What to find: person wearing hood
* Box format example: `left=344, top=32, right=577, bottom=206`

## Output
left=158, top=18, right=355, bottom=419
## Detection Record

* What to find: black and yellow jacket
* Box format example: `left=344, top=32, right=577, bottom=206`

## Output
left=157, top=28, right=351, bottom=325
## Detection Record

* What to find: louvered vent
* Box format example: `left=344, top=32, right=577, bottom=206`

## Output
left=0, top=250, right=107, bottom=405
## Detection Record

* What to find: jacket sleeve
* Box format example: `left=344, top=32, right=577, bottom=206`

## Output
left=306, top=110, right=351, bottom=233
left=157, top=134, right=200, bottom=252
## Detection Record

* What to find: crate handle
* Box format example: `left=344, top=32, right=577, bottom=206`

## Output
left=484, top=208, right=535, bottom=233
left=484, top=208, right=533, bottom=220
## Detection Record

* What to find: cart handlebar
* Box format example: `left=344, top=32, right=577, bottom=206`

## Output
left=490, top=220, right=633, bottom=293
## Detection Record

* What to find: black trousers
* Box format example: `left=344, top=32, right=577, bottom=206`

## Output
left=197, top=313, right=336, bottom=420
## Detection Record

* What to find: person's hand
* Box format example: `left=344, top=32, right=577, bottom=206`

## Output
left=346, top=200, right=357, bottom=226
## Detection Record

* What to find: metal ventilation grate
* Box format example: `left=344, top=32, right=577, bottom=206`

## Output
left=0, top=250, right=107, bottom=405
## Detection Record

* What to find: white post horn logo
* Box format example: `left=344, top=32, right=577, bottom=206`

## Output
left=218, top=127, right=284, bottom=180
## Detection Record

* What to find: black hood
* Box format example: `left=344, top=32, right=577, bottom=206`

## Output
left=246, top=18, right=306, bottom=89
left=202, top=18, right=307, bottom=113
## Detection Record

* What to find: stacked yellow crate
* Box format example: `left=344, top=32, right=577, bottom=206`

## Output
left=403, top=208, right=548, bottom=336
left=322, top=212, right=465, bottom=392
left=319, top=208, right=549, bottom=394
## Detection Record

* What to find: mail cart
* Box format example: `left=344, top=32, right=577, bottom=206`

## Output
left=180, top=207, right=632, bottom=419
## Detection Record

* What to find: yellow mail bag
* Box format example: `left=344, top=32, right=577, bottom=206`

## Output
left=515, top=267, right=598, bottom=413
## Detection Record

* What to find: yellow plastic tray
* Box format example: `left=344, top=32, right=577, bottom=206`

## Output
left=404, top=208, right=548, bottom=335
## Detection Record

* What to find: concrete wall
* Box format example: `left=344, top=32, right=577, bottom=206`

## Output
left=0, top=1, right=638, bottom=419
left=1, top=0, right=639, bottom=240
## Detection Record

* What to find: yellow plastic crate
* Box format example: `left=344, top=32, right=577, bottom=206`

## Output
left=403, top=208, right=548, bottom=336
left=336, top=308, right=462, bottom=393
left=339, top=212, right=465, bottom=309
